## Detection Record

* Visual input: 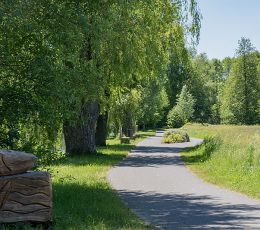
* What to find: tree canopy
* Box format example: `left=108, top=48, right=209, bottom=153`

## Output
left=2, top=0, right=258, bottom=157
left=0, top=0, right=201, bottom=153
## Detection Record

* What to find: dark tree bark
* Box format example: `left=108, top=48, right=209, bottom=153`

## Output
left=122, top=112, right=134, bottom=138
left=95, top=111, right=108, bottom=146
left=63, top=100, right=99, bottom=155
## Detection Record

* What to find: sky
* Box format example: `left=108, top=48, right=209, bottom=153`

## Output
left=196, top=0, right=260, bottom=60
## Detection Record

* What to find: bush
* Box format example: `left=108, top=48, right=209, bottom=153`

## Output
left=167, top=107, right=184, bottom=128
left=162, top=129, right=190, bottom=143
left=34, top=148, right=67, bottom=166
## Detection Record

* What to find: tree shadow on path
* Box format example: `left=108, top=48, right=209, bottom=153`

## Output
left=117, top=190, right=260, bottom=229
left=118, top=146, right=186, bottom=168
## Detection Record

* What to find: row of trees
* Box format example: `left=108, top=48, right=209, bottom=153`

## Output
left=0, top=1, right=201, bottom=154
left=2, top=2, right=257, bottom=156
left=166, top=37, right=260, bottom=126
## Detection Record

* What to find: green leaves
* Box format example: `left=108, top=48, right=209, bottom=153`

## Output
left=220, top=38, right=259, bottom=125
left=167, top=85, right=195, bottom=128
left=0, top=0, right=201, bottom=150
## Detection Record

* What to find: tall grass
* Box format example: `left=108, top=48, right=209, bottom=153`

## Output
left=182, top=123, right=260, bottom=198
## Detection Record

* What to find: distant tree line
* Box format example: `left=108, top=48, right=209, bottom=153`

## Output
left=166, top=37, right=260, bottom=127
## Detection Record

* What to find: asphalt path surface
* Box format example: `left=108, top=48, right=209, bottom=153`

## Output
left=108, top=131, right=260, bottom=229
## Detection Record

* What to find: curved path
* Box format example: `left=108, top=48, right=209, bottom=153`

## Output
left=108, top=132, right=260, bottom=229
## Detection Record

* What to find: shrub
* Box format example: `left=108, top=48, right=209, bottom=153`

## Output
left=35, top=148, right=67, bottom=166
left=167, top=107, right=184, bottom=128
left=162, top=129, right=190, bottom=143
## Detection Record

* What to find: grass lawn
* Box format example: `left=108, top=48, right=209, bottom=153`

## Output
left=181, top=123, right=260, bottom=199
left=3, top=130, right=155, bottom=230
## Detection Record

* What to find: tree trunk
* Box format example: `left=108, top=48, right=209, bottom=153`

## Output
left=95, top=111, right=108, bottom=146
left=122, top=112, right=134, bottom=138
left=63, top=100, right=99, bottom=155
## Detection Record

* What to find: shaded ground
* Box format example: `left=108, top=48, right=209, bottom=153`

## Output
left=108, top=132, right=260, bottom=229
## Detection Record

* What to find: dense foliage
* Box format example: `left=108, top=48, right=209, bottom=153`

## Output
left=167, top=85, right=195, bottom=128
left=0, top=0, right=201, bottom=153
left=220, top=38, right=259, bottom=124
left=1, top=0, right=258, bottom=156
left=166, top=38, right=260, bottom=127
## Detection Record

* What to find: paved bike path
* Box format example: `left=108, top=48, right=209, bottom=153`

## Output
left=108, top=132, right=260, bottom=229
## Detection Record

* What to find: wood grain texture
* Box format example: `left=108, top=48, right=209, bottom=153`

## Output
left=0, top=150, right=37, bottom=176
left=0, top=171, right=52, bottom=223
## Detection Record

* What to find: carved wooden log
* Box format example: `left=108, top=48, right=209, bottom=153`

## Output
left=0, top=150, right=37, bottom=176
left=0, top=171, right=52, bottom=223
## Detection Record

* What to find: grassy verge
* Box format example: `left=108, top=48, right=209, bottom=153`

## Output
left=3, top=130, right=155, bottom=230
left=181, top=123, right=260, bottom=199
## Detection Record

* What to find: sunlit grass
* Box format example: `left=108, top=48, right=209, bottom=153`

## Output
left=181, top=123, right=260, bottom=198
left=3, top=130, right=155, bottom=230
left=51, top=130, right=155, bottom=230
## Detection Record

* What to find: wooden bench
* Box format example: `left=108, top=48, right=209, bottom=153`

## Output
left=120, top=137, right=130, bottom=144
